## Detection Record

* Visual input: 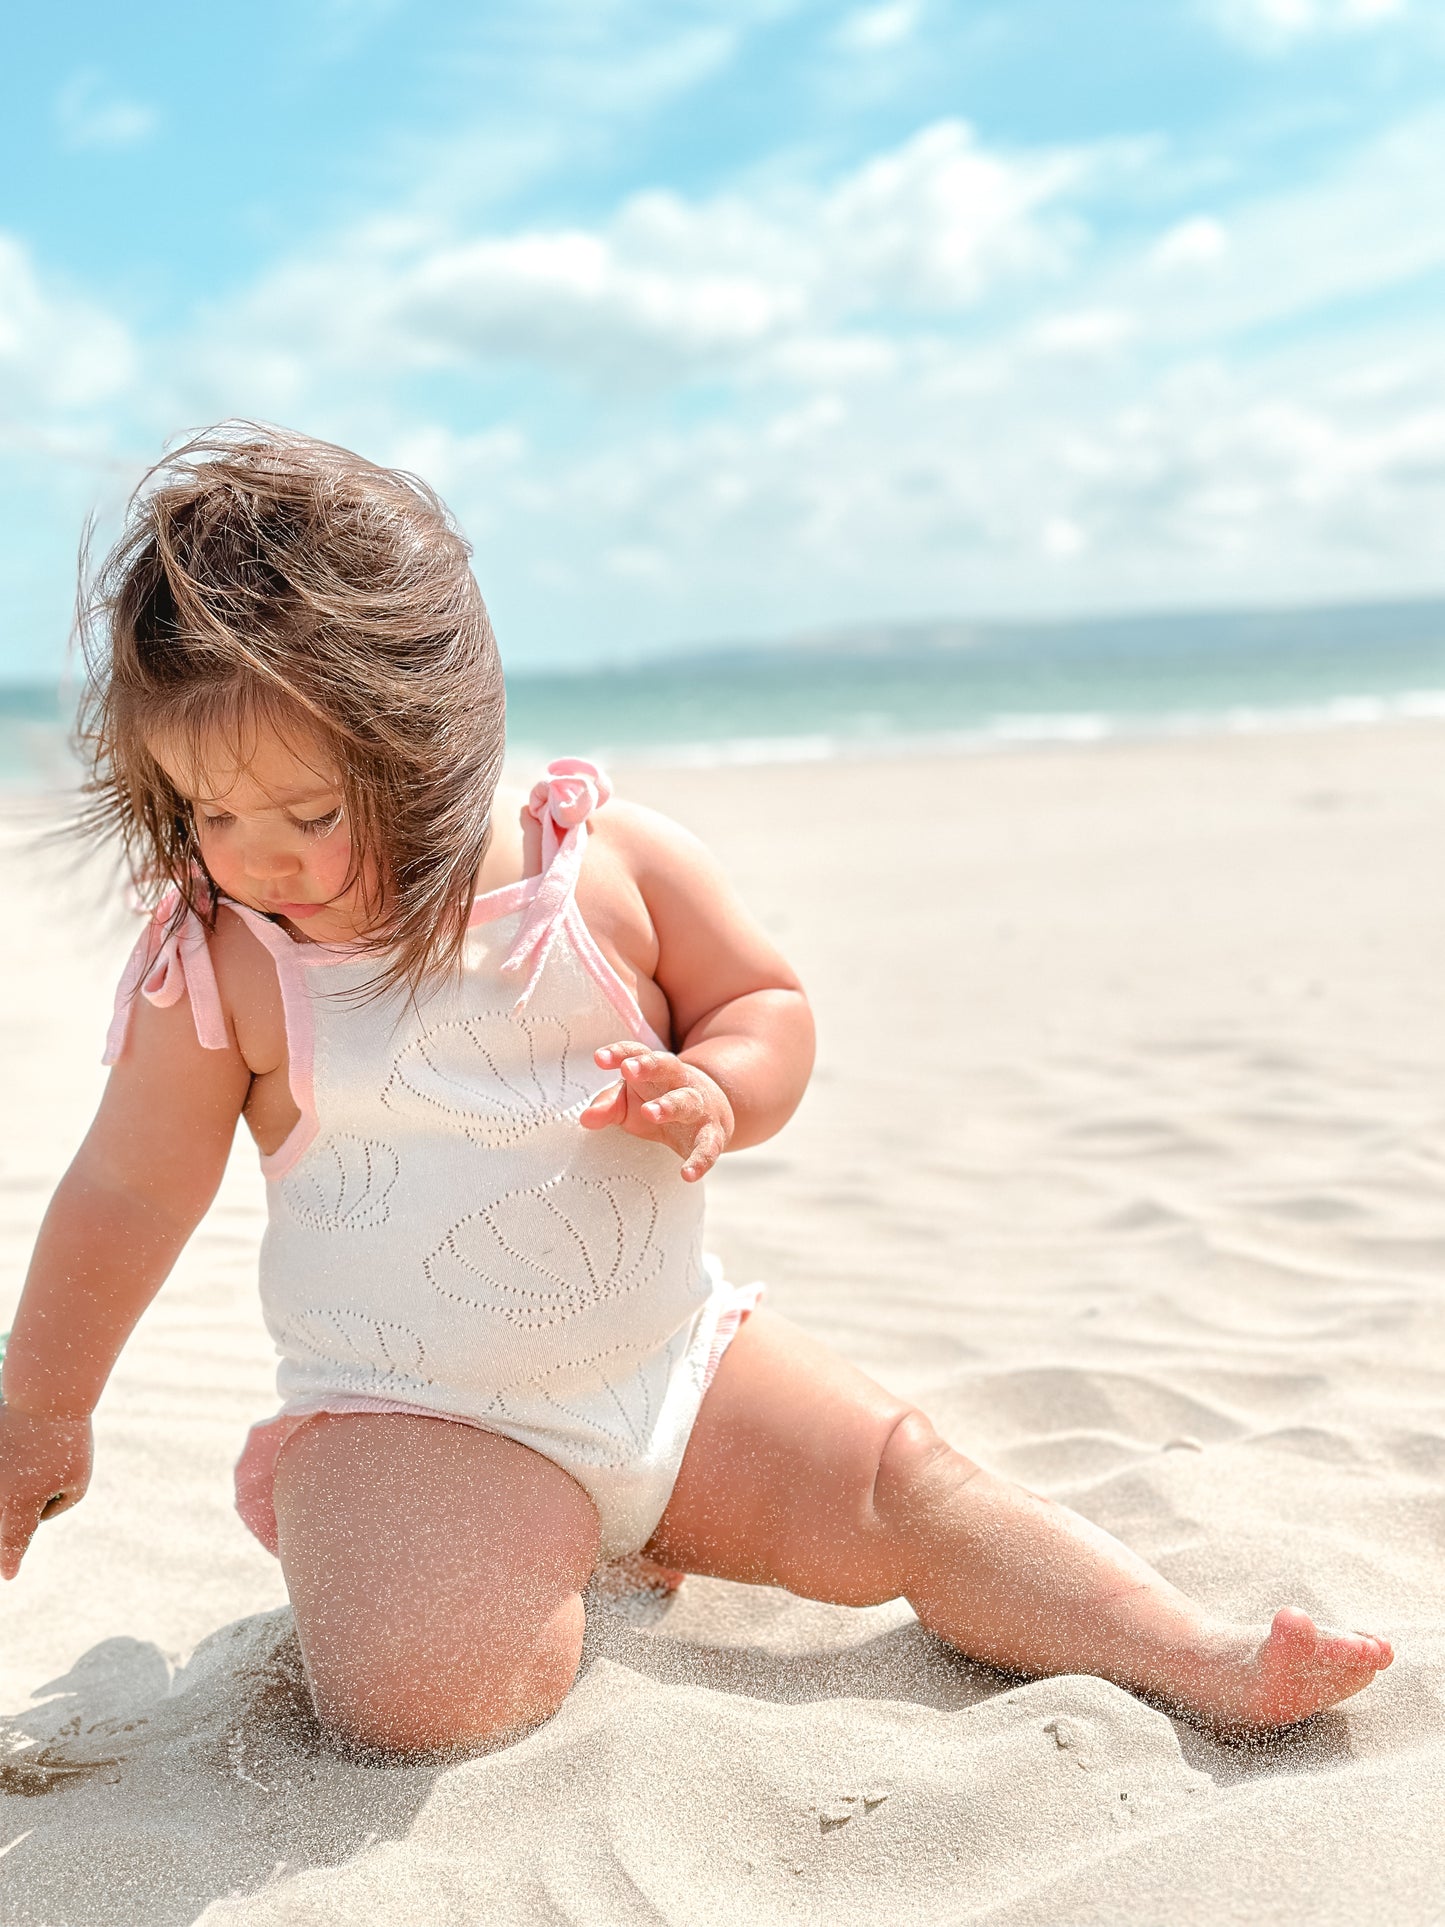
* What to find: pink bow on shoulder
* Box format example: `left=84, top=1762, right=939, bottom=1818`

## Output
left=501, top=758, right=613, bottom=1013
left=526, top=759, right=613, bottom=832
left=103, top=886, right=228, bottom=1064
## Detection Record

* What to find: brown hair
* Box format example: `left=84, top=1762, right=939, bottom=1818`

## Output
left=74, top=422, right=506, bottom=995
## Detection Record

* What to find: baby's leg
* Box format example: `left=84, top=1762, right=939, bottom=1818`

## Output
left=645, top=1311, right=1392, bottom=1734
left=272, top=1413, right=599, bottom=1754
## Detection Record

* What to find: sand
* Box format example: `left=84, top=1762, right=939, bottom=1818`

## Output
left=1, top=722, right=1443, bottom=1924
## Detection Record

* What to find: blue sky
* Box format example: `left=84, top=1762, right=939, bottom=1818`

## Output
left=2, top=0, right=1444, bottom=677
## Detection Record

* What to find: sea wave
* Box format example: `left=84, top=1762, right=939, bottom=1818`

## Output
left=508, top=685, right=1445, bottom=770
left=9, top=681, right=1445, bottom=790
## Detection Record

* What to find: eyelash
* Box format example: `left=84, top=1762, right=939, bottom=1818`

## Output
left=196, top=807, right=343, bottom=839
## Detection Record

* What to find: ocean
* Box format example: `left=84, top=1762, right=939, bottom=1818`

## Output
left=6, top=597, right=1445, bottom=784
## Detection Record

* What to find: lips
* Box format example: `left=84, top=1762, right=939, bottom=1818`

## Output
left=264, top=900, right=326, bottom=920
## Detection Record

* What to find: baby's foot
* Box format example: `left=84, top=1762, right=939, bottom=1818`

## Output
left=1159, top=1607, right=1393, bottom=1736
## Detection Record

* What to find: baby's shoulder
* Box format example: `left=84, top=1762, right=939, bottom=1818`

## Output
left=588, top=791, right=709, bottom=880
left=574, top=793, right=669, bottom=970
left=585, top=795, right=732, bottom=947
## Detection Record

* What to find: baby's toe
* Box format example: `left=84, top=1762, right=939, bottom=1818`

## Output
left=1269, top=1606, right=1319, bottom=1654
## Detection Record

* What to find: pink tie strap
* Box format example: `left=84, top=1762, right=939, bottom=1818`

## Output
left=103, top=887, right=229, bottom=1064
left=499, top=758, right=613, bottom=1013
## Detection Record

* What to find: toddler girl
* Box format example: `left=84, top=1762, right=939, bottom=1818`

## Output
left=0, top=427, right=1392, bottom=1754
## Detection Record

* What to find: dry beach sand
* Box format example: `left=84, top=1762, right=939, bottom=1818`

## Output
left=1, top=722, right=1443, bottom=1924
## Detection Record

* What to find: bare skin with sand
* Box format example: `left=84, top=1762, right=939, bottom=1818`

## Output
left=0, top=721, right=1393, bottom=1754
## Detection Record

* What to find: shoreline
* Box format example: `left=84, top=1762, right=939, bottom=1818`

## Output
left=515, top=681, right=1445, bottom=771
left=7, top=683, right=1445, bottom=797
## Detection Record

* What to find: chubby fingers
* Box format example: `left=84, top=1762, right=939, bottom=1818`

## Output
left=589, top=1041, right=731, bottom=1179
left=578, top=1080, right=627, bottom=1131
left=639, top=1078, right=729, bottom=1181
left=595, top=1042, right=685, bottom=1094
left=679, top=1119, right=728, bottom=1183
left=0, top=1492, right=45, bottom=1582
left=639, top=1084, right=707, bottom=1128
left=582, top=1044, right=680, bottom=1130
left=594, top=1040, right=657, bottom=1072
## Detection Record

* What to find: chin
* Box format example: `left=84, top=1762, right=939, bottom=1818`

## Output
left=288, top=912, right=351, bottom=940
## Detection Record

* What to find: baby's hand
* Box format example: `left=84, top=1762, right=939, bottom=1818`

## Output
left=581, top=1043, right=735, bottom=1182
left=0, top=1404, right=92, bottom=1580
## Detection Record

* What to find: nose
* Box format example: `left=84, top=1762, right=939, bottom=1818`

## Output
left=240, top=831, right=303, bottom=882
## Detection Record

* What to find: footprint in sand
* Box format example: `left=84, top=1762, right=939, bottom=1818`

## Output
left=816, top=1792, right=889, bottom=1833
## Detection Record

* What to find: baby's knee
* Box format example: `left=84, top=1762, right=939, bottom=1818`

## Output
left=871, top=1408, right=983, bottom=1529
left=305, top=1590, right=586, bottom=1757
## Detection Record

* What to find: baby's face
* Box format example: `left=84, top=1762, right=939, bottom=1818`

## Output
left=150, top=721, right=375, bottom=945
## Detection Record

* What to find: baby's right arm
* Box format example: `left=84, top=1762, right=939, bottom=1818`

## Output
left=0, top=987, right=250, bottom=1578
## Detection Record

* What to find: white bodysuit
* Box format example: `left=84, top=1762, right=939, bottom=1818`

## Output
left=106, top=761, right=758, bottom=1558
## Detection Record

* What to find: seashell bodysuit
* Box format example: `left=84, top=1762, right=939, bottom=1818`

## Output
left=105, top=760, right=759, bottom=1558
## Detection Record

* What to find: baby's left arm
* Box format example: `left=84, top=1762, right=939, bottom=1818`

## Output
left=579, top=804, right=814, bottom=1181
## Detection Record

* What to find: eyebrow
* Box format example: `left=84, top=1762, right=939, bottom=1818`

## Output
left=185, top=787, right=339, bottom=810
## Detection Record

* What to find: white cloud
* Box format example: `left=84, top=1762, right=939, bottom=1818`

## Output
left=1091, top=111, right=1445, bottom=348
left=815, top=122, right=1084, bottom=308
left=0, top=234, right=136, bottom=410
left=302, top=344, right=1366, bottom=669
left=126, top=99, right=1445, bottom=660
left=380, top=424, right=528, bottom=531
left=451, top=13, right=742, bottom=130
left=1204, top=0, right=1407, bottom=52
left=758, top=332, right=899, bottom=384
left=209, top=120, right=1088, bottom=397
left=15, top=83, right=1445, bottom=668
left=54, top=71, right=157, bottom=151
left=834, top=1, right=924, bottom=53
left=1030, top=309, right=1137, bottom=354
left=1151, top=215, right=1230, bottom=269
left=595, top=24, right=739, bottom=107
left=380, top=275, right=1445, bottom=660
left=1042, top=516, right=1088, bottom=559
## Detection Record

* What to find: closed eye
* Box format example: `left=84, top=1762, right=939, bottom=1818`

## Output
left=191, top=805, right=342, bottom=836
left=293, top=806, right=344, bottom=838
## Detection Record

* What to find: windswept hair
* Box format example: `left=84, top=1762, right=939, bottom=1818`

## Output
left=74, top=422, right=506, bottom=996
